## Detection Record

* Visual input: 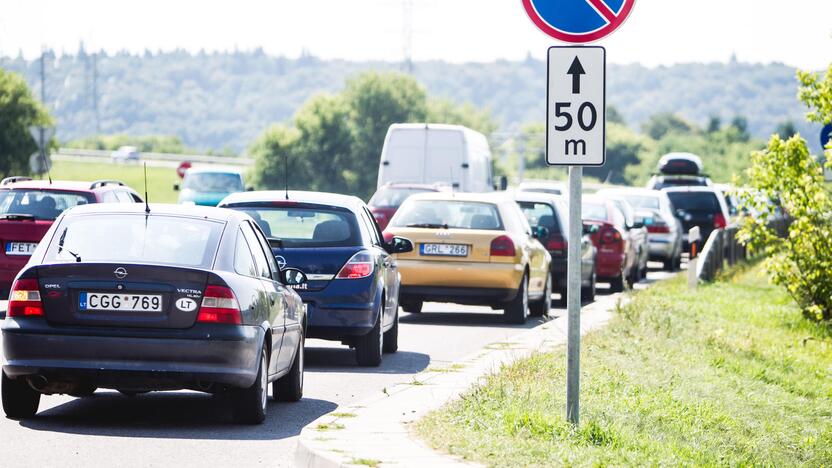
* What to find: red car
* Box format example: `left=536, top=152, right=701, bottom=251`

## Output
left=368, top=183, right=451, bottom=230
left=0, top=177, right=143, bottom=298
left=582, top=195, right=641, bottom=292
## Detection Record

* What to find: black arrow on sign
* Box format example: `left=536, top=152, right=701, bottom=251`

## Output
left=567, top=57, right=585, bottom=94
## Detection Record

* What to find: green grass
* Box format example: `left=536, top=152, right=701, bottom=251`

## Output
left=416, top=264, right=832, bottom=466
left=48, top=160, right=182, bottom=203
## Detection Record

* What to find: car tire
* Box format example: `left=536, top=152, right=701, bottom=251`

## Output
left=383, top=308, right=399, bottom=353
left=2, top=371, right=40, bottom=420
left=355, top=309, right=383, bottom=367
left=663, top=256, right=675, bottom=271
left=274, top=328, right=304, bottom=402
left=504, top=274, right=529, bottom=324
left=582, top=271, right=596, bottom=302
left=529, top=274, right=551, bottom=317
left=610, top=274, right=625, bottom=293
left=232, top=347, right=268, bottom=425
left=401, top=301, right=422, bottom=313
left=69, top=384, right=97, bottom=398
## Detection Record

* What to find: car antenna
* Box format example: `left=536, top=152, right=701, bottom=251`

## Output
left=284, top=150, right=289, bottom=200
left=143, top=162, right=151, bottom=214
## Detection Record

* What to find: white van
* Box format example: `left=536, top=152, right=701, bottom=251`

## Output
left=376, top=123, right=494, bottom=192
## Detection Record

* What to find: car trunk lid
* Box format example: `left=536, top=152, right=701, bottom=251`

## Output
left=36, top=263, right=210, bottom=329
left=271, top=246, right=363, bottom=291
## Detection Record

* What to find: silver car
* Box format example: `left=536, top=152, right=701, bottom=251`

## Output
left=596, top=188, right=683, bottom=271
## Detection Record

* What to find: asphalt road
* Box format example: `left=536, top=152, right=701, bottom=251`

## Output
left=0, top=267, right=673, bottom=467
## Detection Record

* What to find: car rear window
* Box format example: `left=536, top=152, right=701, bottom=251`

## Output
left=43, top=214, right=224, bottom=268
left=235, top=207, right=361, bottom=248
left=654, top=177, right=708, bottom=189
left=667, top=192, right=722, bottom=213
left=391, top=200, right=503, bottom=230
left=582, top=202, right=607, bottom=221
left=183, top=172, right=243, bottom=192
left=369, top=187, right=432, bottom=208
left=0, top=189, right=94, bottom=221
left=518, top=201, right=562, bottom=235
left=621, top=195, right=660, bottom=210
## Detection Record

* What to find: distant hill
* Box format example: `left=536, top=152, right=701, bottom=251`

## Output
left=0, top=50, right=822, bottom=152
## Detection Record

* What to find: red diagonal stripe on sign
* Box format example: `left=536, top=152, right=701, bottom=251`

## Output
left=586, top=0, right=617, bottom=23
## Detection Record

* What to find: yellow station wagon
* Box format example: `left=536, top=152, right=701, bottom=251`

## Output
left=384, top=192, right=551, bottom=323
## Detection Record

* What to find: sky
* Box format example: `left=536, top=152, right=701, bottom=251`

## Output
left=0, top=0, right=830, bottom=69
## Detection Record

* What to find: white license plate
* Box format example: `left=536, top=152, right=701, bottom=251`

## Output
left=5, top=242, right=38, bottom=256
left=420, top=243, right=469, bottom=257
left=79, top=292, right=163, bottom=312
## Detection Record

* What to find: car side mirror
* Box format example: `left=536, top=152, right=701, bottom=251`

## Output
left=281, top=267, right=308, bottom=286
left=173, top=183, right=180, bottom=191
left=387, top=236, right=414, bottom=254
left=532, top=226, right=549, bottom=240
left=582, top=223, right=599, bottom=235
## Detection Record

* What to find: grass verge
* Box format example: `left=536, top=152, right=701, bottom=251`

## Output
left=416, top=264, right=832, bottom=466
left=48, top=160, right=181, bottom=203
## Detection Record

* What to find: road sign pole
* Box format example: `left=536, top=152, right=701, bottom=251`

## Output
left=566, top=165, right=582, bottom=424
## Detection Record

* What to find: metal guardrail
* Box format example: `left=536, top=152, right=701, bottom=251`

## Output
left=56, top=148, right=254, bottom=166
left=695, top=218, right=790, bottom=282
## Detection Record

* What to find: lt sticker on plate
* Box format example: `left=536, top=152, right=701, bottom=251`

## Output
left=175, top=298, right=198, bottom=312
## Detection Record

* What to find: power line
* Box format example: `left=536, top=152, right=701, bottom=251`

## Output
left=402, top=0, right=413, bottom=73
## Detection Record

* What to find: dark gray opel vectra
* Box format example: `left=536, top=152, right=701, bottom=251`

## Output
left=1, top=203, right=307, bottom=424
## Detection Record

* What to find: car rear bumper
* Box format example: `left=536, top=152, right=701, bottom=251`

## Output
left=648, top=236, right=675, bottom=260
left=297, top=279, right=379, bottom=340
left=1, top=318, right=264, bottom=389
left=397, top=259, right=524, bottom=291
left=400, top=285, right=517, bottom=306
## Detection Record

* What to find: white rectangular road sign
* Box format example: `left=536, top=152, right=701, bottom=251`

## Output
left=546, top=46, right=606, bottom=166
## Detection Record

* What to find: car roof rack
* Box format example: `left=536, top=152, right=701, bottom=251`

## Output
left=0, top=176, right=33, bottom=186
left=89, top=179, right=126, bottom=190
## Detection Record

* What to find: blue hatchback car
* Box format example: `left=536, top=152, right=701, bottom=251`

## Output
left=219, top=191, right=413, bottom=366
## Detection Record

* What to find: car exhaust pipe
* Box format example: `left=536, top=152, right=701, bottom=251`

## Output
left=28, top=375, right=48, bottom=391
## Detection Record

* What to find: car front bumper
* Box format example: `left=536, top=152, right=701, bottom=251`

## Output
left=2, top=318, right=263, bottom=389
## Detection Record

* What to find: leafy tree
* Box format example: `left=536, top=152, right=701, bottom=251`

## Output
left=729, top=116, right=750, bottom=142
left=249, top=124, right=300, bottom=191
left=739, top=65, right=832, bottom=322
left=641, top=113, right=697, bottom=140
left=706, top=116, right=721, bottom=133
left=586, top=123, right=651, bottom=184
left=427, top=98, right=498, bottom=136
left=606, top=106, right=625, bottom=125
left=0, top=68, right=52, bottom=177
left=774, top=121, right=798, bottom=140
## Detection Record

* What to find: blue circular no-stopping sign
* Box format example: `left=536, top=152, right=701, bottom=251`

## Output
left=523, top=0, right=636, bottom=43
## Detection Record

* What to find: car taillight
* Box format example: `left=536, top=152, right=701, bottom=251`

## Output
left=8, top=278, right=43, bottom=317
left=197, top=285, right=241, bottom=324
left=714, top=213, right=727, bottom=229
left=490, top=235, right=516, bottom=257
left=600, top=227, right=622, bottom=245
left=546, top=237, right=567, bottom=255
left=647, top=224, right=670, bottom=234
left=372, top=211, right=387, bottom=222
left=337, top=251, right=374, bottom=279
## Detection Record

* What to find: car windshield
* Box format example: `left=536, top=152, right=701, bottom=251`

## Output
left=522, top=187, right=562, bottom=195
left=0, top=189, right=94, bottom=221
left=667, top=192, right=722, bottom=213
left=235, top=207, right=360, bottom=248
left=183, top=172, right=243, bottom=192
left=391, top=200, right=503, bottom=230
left=582, top=202, right=607, bottom=221
left=44, top=214, right=224, bottom=268
left=369, top=187, right=433, bottom=208
left=620, top=195, right=660, bottom=210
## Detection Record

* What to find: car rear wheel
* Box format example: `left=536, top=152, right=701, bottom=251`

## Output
left=582, top=270, right=596, bottom=302
left=529, top=274, right=551, bottom=317
left=504, top=274, right=529, bottom=324
left=356, top=308, right=383, bottom=367
left=274, top=328, right=304, bottom=402
left=610, top=273, right=625, bottom=293
left=2, top=371, right=40, bottom=420
left=383, top=308, right=399, bottom=353
left=232, top=347, right=268, bottom=424
left=401, top=301, right=422, bottom=313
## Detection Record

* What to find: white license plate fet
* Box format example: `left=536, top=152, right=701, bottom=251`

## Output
left=5, top=242, right=38, bottom=256
left=420, top=243, right=469, bottom=257
left=79, top=292, right=163, bottom=312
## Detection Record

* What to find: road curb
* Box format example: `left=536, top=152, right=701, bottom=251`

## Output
left=294, top=293, right=627, bottom=468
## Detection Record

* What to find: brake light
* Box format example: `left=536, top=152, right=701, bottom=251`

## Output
left=8, top=278, right=43, bottom=317
left=600, top=227, right=622, bottom=245
left=714, top=213, right=727, bottom=229
left=197, top=285, right=241, bottom=324
left=490, top=235, right=516, bottom=257
left=647, top=224, right=670, bottom=234
left=546, top=237, right=567, bottom=255
left=337, top=251, right=374, bottom=279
